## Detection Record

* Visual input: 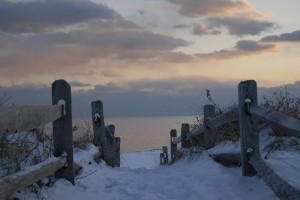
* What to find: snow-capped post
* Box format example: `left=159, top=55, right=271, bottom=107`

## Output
left=181, top=123, right=190, bottom=148
left=170, top=129, right=177, bottom=163
left=238, top=80, right=259, bottom=176
left=91, top=101, right=120, bottom=167
left=91, top=100, right=107, bottom=147
left=52, top=79, right=74, bottom=185
left=162, top=146, right=168, bottom=165
left=204, top=105, right=215, bottom=149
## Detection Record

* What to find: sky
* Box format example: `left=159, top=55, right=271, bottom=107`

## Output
left=0, top=0, right=300, bottom=117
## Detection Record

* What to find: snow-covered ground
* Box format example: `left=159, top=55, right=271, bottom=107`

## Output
left=15, top=131, right=300, bottom=200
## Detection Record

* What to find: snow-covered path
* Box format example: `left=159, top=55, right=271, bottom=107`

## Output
left=27, top=144, right=280, bottom=200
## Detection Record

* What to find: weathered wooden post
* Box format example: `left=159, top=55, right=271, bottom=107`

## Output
left=107, top=125, right=115, bottom=137
left=91, top=101, right=120, bottom=167
left=160, top=153, right=164, bottom=165
left=181, top=123, right=190, bottom=148
left=52, top=80, right=74, bottom=185
left=170, top=129, right=177, bottom=163
left=91, top=100, right=107, bottom=147
left=204, top=105, right=215, bottom=149
left=162, top=146, right=168, bottom=165
left=238, top=80, right=259, bottom=176
left=104, top=137, right=121, bottom=167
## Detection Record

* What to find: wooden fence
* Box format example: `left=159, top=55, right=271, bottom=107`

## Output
left=0, top=79, right=120, bottom=199
left=161, top=80, right=300, bottom=200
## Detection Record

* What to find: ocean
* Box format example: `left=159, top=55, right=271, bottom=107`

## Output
left=73, top=116, right=196, bottom=152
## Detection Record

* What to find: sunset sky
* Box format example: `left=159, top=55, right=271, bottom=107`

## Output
left=0, top=0, right=300, bottom=117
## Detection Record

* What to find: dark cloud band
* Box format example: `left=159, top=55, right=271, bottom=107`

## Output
left=0, top=0, right=119, bottom=33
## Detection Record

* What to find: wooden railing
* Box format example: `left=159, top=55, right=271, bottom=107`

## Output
left=0, top=79, right=121, bottom=199
left=161, top=80, right=300, bottom=200
left=0, top=79, right=73, bottom=199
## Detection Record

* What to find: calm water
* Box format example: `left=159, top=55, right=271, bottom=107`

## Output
left=73, top=116, right=196, bottom=152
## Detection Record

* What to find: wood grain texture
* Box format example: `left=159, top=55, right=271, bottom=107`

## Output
left=238, top=80, right=259, bottom=176
left=0, top=105, right=63, bottom=134
left=170, top=129, right=177, bottom=164
left=210, top=107, right=238, bottom=129
left=249, top=104, right=300, bottom=139
left=181, top=123, right=190, bottom=148
left=204, top=105, right=215, bottom=149
left=52, top=79, right=74, bottom=185
left=0, top=157, right=66, bottom=199
left=249, top=152, right=300, bottom=200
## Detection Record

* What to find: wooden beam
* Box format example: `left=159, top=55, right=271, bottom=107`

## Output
left=0, top=105, right=63, bottom=134
left=211, top=152, right=241, bottom=166
left=249, top=152, right=300, bottom=200
left=249, top=104, right=300, bottom=139
left=210, top=107, right=238, bottom=129
left=0, top=156, right=66, bottom=199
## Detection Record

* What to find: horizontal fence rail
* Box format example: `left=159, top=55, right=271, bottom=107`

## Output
left=248, top=104, right=300, bottom=139
left=209, top=107, right=238, bottom=129
left=0, top=105, right=64, bottom=134
left=0, top=156, right=67, bottom=199
left=249, top=151, right=300, bottom=200
left=171, top=108, right=238, bottom=144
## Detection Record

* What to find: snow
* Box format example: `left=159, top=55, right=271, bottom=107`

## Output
left=14, top=131, right=300, bottom=200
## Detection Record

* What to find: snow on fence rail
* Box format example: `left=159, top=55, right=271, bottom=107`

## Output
left=0, top=79, right=121, bottom=199
left=161, top=80, right=300, bottom=200
left=0, top=79, right=73, bottom=199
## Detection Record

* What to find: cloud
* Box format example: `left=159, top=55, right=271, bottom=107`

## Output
left=0, top=0, right=119, bottom=33
left=172, top=24, right=190, bottom=29
left=195, top=40, right=276, bottom=59
left=261, top=30, right=300, bottom=42
left=0, top=18, right=191, bottom=78
left=235, top=40, right=275, bottom=51
left=167, top=0, right=251, bottom=17
left=192, top=23, right=220, bottom=36
left=207, top=15, right=276, bottom=36
left=137, top=10, right=146, bottom=15
left=2, top=76, right=238, bottom=117
left=69, top=81, right=91, bottom=87
left=168, top=0, right=276, bottom=36
left=4, top=77, right=300, bottom=117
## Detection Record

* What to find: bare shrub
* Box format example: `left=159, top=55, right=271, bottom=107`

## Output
left=0, top=90, right=10, bottom=106
left=0, top=129, right=53, bottom=177
left=260, top=87, right=300, bottom=136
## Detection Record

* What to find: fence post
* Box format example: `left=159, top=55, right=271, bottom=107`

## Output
left=170, top=129, right=177, bottom=163
left=160, top=153, right=164, bottom=165
left=107, top=125, right=115, bottom=138
left=162, top=146, right=168, bottom=165
left=204, top=105, right=215, bottom=149
left=181, top=123, right=190, bottom=148
left=238, top=80, right=259, bottom=176
left=91, top=100, right=107, bottom=147
left=52, top=80, right=74, bottom=185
